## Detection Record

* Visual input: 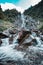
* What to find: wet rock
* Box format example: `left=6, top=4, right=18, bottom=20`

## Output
left=40, top=30, right=43, bottom=35
left=6, top=60, right=16, bottom=65
left=9, top=35, right=13, bottom=44
left=32, top=30, right=40, bottom=36
left=40, top=35, right=43, bottom=41
left=0, top=63, right=3, bottom=65
left=17, top=30, right=31, bottom=44
left=9, top=29, right=17, bottom=34
left=0, top=39, right=2, bottom=46
left=22, top=38, right=37, bottom=48
left=0, top=32, right=8, bottom=39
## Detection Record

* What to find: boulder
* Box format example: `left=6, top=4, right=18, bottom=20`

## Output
left=9, top=29, right=18, bottom=34
left=17, top=30, right=31, bottom=44
left=22, top=38, right=37, bottom=47
left=0, top=32, right=8, bottom=39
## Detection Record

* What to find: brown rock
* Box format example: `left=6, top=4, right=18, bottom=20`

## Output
left=17, top=30, right=31, bottom=43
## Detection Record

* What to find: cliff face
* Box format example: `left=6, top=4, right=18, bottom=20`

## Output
left=24, top=0, right=43, bottom=22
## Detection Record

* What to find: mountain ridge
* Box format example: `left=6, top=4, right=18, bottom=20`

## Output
left=24, top=0, right=43, bottom=22
left=0, top=5, right=21, bottom=31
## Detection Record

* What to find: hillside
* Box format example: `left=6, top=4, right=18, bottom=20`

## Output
left=0, top=5, right=21, bottom=31
left=24, top=0, right=43, bottom=22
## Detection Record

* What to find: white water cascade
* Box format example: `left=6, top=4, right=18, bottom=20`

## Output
left=21, top=14, right=25, bottom=29
left=0, top=14, right=43, bottom=65
left=0, top=34, right=25, bottom=62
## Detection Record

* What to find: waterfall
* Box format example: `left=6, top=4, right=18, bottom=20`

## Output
left=21, top=14, right=25, bottom=28
left=0, top=14, right=43, bottom=64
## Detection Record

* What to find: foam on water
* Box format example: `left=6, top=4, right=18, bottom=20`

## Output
left=0, top=34, right=25, bottom=61
left=1, top=38, right=9, bottom=46
left=0, top=44, right=25, bottom=61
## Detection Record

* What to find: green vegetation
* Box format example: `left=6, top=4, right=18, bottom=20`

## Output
left=0, top=5, right=21, bottom=31
left=24, top=0, right=43, bottom=22
left=4, top=9, right=21, bottom=22
left=0, top=20, right=13, bottom=31
left=24, top=0, right=43, bottom=29
left=40, top=25, right=43, bottom=30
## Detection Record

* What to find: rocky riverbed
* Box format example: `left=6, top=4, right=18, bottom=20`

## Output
left=0, top=28, right=43, bottom=65
left=0, top=14, right=43, bottom=65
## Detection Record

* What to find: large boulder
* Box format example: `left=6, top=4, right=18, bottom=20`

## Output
left=0, top=32, right=8, bottom=39
left=17, top=30, right=31, bottom=44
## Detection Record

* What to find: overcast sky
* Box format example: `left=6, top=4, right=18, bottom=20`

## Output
left=0, top=0, right=41, bottom=13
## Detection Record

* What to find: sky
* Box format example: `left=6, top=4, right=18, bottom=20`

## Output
left=0, top=0, right=41, bottom=13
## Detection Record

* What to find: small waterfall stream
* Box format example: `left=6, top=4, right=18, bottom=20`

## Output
left=21, top=14, right=25, bottom=29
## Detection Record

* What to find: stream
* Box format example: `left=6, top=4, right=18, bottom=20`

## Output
left=0, top=14, right=43, bottom=65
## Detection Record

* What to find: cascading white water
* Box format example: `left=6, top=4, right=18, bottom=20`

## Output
left=0, top=34, right=25, bottom=61
left=0, top=14, right=43, bottom=64
left=31, top=32, right=42, bottom=46
left=1, top=38, right=9, bottom=46
left=21, top=14, right=25, bottom=28
left=0, top=14, right=28, bottom=62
